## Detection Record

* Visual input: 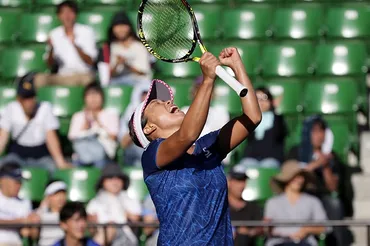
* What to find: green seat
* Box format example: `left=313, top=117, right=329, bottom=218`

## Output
left=20, top=13, right=59, bottom=43
left=35, top=0, right=65, bottom=5
left=122, top=166, right=148, bottom=201
left=314, top=41, right=368, bottom=76
left=326, top=118, right=351, bottom=157
left=304, top=78, right=358, bottom=114
left=156, top=61, right=201, bottom=78
left=0, top=11, right=20, bottom=43
left=127, top=10, right=137, bottom=27
left=37, top=86, right=84, bottom=117
left=78, top=11, right=115, bottom=43
left=19, top=168, right=49, bottom=202
left=0, top=0, right=30, bottom=7
left=209, top=42, right=260, bottom=75
left=272, top=5, right=324, bottom=39
left=189, top=0, right=227, bottom=4
left=193, top=5, right=221, bottom=40
left=222, top=5, right=272, bottom=40
left=325, top=6, right=370, bottom=38
left=213, top=80, right=241, bottom=115
left=264, top=79, right=304, bottom=115
left=84, top=0, right=129, bottom=5
left=0, top=46, right=48, bottom=79
left=243, top=168, right=279, bottom=202
left=166, top=78, right=193, bottom=108
left=104, top=85, right=133, bottom=115
left=261, top=41, right=314, bottom=77
left=53, top=167, right=101, bottom=202
left=0, top=86, right=16, bottom=113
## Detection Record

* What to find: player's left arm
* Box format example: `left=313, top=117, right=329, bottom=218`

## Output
left=216, top=47, right=262, bottom=157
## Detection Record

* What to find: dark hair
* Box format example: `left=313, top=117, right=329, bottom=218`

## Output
left=83, top=82, right=105, bottom=104
left=107, top=11, right=138, bottom=45
left=311, top=117, right=327, bottom=131
left=128, top=113, right=148, bottom=148
left=256, top=86, right=274, bottom=111
left=56, top=0, right=78, bottom=15
left=0, top=162, right=21, bottom=176
left=60, top=202, right=87, bottom=223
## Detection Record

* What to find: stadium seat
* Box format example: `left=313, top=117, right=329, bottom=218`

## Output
left=165, top=78, right=193, bottom=108
left=19, top=13, right=59, bottom=43
left=272, top=5, right=324, bottom=39
left=213, top=80, right=242, bottom=115
left=83, top=0, right=128, bottom=5
left=0, top=46, right=48, bottom=80
left=243, top=168, right=279, bottom=202
left=156, top=60, right=201, bottom=78
left=77, top=11, right=115, bottom=43
left=103, top=85, right=133, bottom=115
left=122, top=166, right=148, bottom=201
left=222, top=5, right=272, bottom=40
left=313, top=41, right=368, bottom=76
left=303, top=78, right=358, bottom=114
left=0, top=10, right=20, bottom=43
left=37, top=86, right=84, bottom=117
left=53, top=168, right=101, bottom=202
left=0, top=86, right=16, bottom=113
left=127, top=10, right=137, bottom=27
left=193, top=5, right=221, bottom=40
left=326, top=118, right=351, bottom=157
left=19, top=168, right=49, bottom=202
left=261, top=41, right=314, bottom=77
left=325, top=6, right=370, bottom=38
left=209, top=42, right=261, bottom=75
left=0, top=0, right=30, bottom=7
left=35, top=0, right=65, bottom=5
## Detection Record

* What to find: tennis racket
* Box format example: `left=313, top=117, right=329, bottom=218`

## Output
left=137, top=0, right=248, bottom=97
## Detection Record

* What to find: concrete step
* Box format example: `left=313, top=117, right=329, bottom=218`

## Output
left=360, top=132, right=370, bottom=174
left=351, top=226, right=368, bottom=246
left=352, top=174, right=370, bottom=201
left=354, top=201, right=370, bottom=219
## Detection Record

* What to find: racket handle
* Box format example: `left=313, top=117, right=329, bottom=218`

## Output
left=215, top=65, right=248, bottom=97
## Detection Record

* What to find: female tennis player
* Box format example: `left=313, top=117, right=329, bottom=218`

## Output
left=129, top=48, right=261, bottom=245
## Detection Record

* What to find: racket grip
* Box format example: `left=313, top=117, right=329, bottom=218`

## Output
left=215, top=65, right=248, bottom=97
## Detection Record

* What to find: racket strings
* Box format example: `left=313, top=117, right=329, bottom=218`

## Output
left=141, top=0, right=195, bottom=59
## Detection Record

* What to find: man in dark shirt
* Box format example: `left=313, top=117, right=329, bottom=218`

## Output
left=228, top=165, right=263, bottom=246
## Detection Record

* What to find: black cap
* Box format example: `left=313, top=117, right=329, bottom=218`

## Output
left=96, top=164, right=130, bottom=191
left=0, top=162, right=23, bottom=182
left=16, top=72, right=36, bottom=99
left=229, top=164, right=249, bottom=181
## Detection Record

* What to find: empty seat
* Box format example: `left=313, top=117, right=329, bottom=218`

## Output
left=222, top=5, right=272, bottom=40
left=0, top=0, right=30, bottom=7
left=166, top=78, right=193, bottom=108
left=122, top=166, right=148, bottom=201
left=53, top=167, right=101, bottom=202
left=0, top=10, right=20, bottom=43
left=103, top=85, right=133, bottom=115
left=127, top=10, right=137, bottom=27
left=243, top=168, right=279, bottom=202
left=19, top=168, right=49, bottom=202
left=19, top=13, right=59, bottom=43
left=193, top=5, right=221, bottom=40
left=37, top=86, right=84, bottom=117
left=35, top=0, right=65, bottom=5
left=156, top=61, right=201, bottom=78
left=326, top=118, right=351, bottom=157
left=209, top=42, right=261, bottom=75
left=314, top=41, right=368, bottom=76
left=325, top=6, right=370, bottom=38
left=0, top=86, right=16, bottom=113
left=303, top=78, right=358, bottom=114
left=212, top=80, right=242, bottom=115
left=261, top=41, right=314, bottom=77
left=272, top=4, right=324, bottom=39
left=84, top=0, right=128, bottom=4
left=0, top=46, right=48, bottom=79
left=77, top=11, right=115, bottom=43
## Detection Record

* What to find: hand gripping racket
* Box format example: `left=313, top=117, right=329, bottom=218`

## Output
left=137, top=0, right=248, bottom=97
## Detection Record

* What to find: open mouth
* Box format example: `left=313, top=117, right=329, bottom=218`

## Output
left=170, top=105, right=179, bottom=113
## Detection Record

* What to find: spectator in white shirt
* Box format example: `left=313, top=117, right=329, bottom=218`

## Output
left=35, top=0, right=97, bottom=88
left=37, top=180, right=67, bottom=246
left=0, top=162, right=40, bottom=246
left=0, top=73, right=70, bottom=172
left=87, top=164, right=141, bottom=246
left=68, top=83, right=119, bottom=168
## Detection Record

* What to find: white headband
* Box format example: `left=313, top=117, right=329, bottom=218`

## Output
left=133, top=101, right=151, bottom=149
left=44, top=181, right=67, bottom=196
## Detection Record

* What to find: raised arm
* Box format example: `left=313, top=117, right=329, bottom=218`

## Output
left=156, top=53, right=220, bottom=167
left=216, top=47, right=262, bottom=157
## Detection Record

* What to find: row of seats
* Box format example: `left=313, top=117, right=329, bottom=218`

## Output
left=1, top=4, right=370, bottom=43
left=0, top=40, right=367, bottom=80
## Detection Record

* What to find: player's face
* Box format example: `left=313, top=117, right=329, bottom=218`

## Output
left=311, top=124, right=325, bottom=149
left=113, top=24, right=131, bottom=40
left=58, top=6, right=76, bottom=28
left=287, top=174, right=305, bottom=192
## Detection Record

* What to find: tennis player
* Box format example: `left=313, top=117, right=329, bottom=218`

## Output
left=129, top=48, right=261, bottom=245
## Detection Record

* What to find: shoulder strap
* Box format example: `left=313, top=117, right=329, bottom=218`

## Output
left=13, top=103, right=40, bottom=142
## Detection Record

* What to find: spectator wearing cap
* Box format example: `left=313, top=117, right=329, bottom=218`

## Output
left=228, top=164, right=263, bottom=246
left=35, top=0, right=97, bottom=88
left=264, top=160, right=327, bottom=246
left=37, top=180, right=68, bottom=246
left=0, top=162, right=40, bottom=246
left=87, top=164, right=141, bottom=246
left=53, top=202, right=99, bottom=246
left=0, top=73, right=70, bottom=172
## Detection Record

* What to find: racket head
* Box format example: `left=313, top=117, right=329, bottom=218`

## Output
left=137, top=0, right=203, bottom=63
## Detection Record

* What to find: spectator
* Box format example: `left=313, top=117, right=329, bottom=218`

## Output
left=264, top=160, right=327, bottom=246
left=0, top=162, right=40, bottom=246
left=239, top=87, right=287, bottom=169
left=228, top=164, right=263, bottom=246
left=101, top=11, right=152, bottom=86
left=142, top=195, right=159, bottom=246
left=119, top=83, right=148, bottom=166
left=37, top=180, right=68, bottom=246
left=68, top=83, right=119, bottom=168
left=87, top=164, right=141, bottom=246
left=287, top=116, right=349, bottom=245
left=53, top=202, right=99, bottom=246
left=0, top=73, right=70, bottom=172
left=35, top=0, right=97, bottom=88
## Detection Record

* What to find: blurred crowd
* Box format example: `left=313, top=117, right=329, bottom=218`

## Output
left=0, top=1, right=355, bottom=246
